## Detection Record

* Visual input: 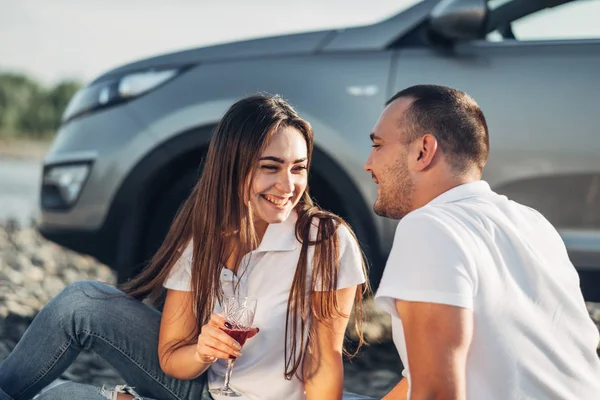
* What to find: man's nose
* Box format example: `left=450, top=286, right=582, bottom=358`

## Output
left=364, top=154, right=373, bottom=172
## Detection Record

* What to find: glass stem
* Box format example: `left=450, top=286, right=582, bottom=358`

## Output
left=223, top=358, right=236, bottom=389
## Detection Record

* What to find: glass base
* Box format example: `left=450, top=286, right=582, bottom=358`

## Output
left=209, top=387, right=242, bottom=397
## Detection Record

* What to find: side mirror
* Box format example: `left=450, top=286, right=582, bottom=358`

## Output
left=428, top=0, right=489, bottom=41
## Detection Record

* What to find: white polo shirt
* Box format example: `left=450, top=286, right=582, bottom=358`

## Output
left=375, top=181, right=600, bottom=399
left=163, top=211, right=366, bottom=400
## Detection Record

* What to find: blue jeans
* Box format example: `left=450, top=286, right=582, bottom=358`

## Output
left=0, top=281, right=377, bottom=400
left=0, top=281, right=210, bottom=400
left=32, top=382, right=377, bottom=400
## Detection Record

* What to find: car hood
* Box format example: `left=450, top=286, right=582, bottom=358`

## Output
left=93, top=0, right=436, bottom=83
left=93, top=29, right=334, bottom=83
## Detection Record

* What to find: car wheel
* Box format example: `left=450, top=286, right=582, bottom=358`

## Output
left=117, top=168, right=199, bottom=283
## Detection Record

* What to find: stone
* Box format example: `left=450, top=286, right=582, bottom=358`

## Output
left=1, top=221, right=600, bottom=398
left=0, top=228, right=9, bottom=247
left=31, top=250, right=48, bottom=267
left=12, top=228, right=38, bottom=250
left=2, top=252, right=20, bottom=270
left=43, top=275, right=67, bottom=299
left=24, top=265, right=45, bottom=282
left=17, top=295, right=43, bottom=311
left=4, top=300, right=35, bottom=318
left=59, top=267, right=78, bottom=283
left=2, top=267, right=24, bottom=286
left=367, top=370, right=400, bottom=393
left=3, top=218, right=19, bottom=234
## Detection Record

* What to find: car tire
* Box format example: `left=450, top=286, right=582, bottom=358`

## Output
left=117, top=168, right=199, bottom=283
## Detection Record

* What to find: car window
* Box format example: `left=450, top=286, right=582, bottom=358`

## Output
left=487, top=0, right=600, bottom=41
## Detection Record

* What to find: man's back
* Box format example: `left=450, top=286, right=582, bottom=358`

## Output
left=436, top=186, right=600, bottom=398
left=376, top=181, right=600, bottom=399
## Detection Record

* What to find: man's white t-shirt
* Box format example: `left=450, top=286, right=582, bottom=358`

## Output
left=375, top=181, right=600, bottom=399
left=163, top=211, right=366, bottom=400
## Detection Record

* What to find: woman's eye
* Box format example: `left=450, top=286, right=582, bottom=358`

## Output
left=261, top=165, right=278, bottom=171
left=293, top=165, right=307, bottom=172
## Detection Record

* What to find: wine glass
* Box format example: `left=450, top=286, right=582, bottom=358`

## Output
left=209, top=295, right=257, bottom=397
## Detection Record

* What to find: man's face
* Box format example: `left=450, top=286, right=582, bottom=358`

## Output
left=364, top=98, right=415, bottom=220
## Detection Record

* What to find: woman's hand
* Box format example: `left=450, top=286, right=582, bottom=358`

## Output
left=195, top=314, right=259, bottom=363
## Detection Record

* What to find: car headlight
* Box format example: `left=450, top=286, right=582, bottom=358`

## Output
left=41, top=163, right=91, bottom=210
left=61, top=68, right=184, bottom=123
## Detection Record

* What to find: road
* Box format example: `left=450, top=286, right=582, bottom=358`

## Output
left=0, top=158, right=42, bottom=226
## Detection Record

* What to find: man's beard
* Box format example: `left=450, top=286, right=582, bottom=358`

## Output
left=373, top=159, right=413, bottom=220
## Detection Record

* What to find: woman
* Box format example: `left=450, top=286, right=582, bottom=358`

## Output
left=0, top=94, right=372, bottom=400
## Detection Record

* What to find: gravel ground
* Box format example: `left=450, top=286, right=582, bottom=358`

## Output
left=1, top=220, right=599, bottom=398
left=0, top=220, right=402, bottom=398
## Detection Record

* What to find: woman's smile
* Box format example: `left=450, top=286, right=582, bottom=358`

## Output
left=261, top=193, right=291, bottom=208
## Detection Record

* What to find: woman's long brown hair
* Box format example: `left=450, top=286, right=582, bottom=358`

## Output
left=120, top=94, right=369, bottom=380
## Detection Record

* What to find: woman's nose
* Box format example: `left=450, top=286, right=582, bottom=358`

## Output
left=276, top=172, right=294, bottom=193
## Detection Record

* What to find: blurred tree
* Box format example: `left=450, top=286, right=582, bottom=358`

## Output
left=0, top=73, right=40, bottom=137
left=48, top=81, right=81, bottom=110
left=0, top=72, right=81, bottom=139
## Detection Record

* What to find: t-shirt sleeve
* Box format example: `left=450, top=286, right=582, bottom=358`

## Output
left=314, top=223, right=366, bottom=291
left=375, top=210, right=476, bottom=317
left=163, top=241, right=193, bottom=292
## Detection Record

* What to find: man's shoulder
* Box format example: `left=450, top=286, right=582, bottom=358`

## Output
left=396, top=205, right=461, bottom=234
left=392, top=207, right=468, bottom=252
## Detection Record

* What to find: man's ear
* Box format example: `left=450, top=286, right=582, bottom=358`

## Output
left=413, top=134, right=438, bottom=171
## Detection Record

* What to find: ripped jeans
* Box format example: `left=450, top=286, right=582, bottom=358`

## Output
left=0, top=281, right=378, bottom=400
left=36, top=382, right=154, bottom=400
left=0, top=281, right=211, bottom=400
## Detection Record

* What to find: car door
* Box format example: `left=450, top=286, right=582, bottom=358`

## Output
left=391, top=0, right=600, bottom=300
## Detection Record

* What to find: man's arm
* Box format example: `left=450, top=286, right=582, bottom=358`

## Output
left=393, top=300, right=473, bottom=400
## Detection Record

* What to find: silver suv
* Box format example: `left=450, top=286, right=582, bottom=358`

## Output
left=38, top=0, right=600, bottom=300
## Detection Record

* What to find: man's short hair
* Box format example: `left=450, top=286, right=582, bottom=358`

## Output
left=387, top=84, right=490, bottom=173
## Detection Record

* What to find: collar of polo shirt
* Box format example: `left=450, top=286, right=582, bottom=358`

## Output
left=253, top=211, right=300, bottom=253
left=428, top=180, right=492, bottom=206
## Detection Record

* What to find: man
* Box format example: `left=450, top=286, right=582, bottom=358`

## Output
left=365, top=84, right=600, bottom=399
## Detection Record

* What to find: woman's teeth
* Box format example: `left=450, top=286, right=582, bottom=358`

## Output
left=263, top=194, right=288, bottom=206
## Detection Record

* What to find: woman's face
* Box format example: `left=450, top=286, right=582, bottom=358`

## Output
left=249, top=126, right=308, bottom=231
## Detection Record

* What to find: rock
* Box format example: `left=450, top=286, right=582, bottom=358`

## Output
left=2, top=251, right=20, bottom=270
left=31, top=248, right=49, bottom=267
left=17, top=253, right=34, bottom=270
left=17, top=295, right=44, bottom=310
left=3, top=218, right=19, bottom=234
left=24, top=265, right=45, bottom=282
left=348, top=298, right=393, bottom=343
left=12, top=228, right=39, bottom=250
left=43, top=275, right=67, bottom=299
left=1, top=267, right=24, bottom=286
left=343, top=341, right=403, bottom=397
left=0, top=228, right=9, bottom=247
left=61, top=267, right=84, bottom=284
left=4, top=300, right=35, bottom=318
left=1, top=220, right=599, bottom=398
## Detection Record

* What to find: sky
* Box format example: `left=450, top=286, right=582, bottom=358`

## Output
left=1, top=0, right=598, bottom=87
left=0, top=0, right=419, bottom=86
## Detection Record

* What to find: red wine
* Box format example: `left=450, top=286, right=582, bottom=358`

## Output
left=223, top=327, right=251, bottom=348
